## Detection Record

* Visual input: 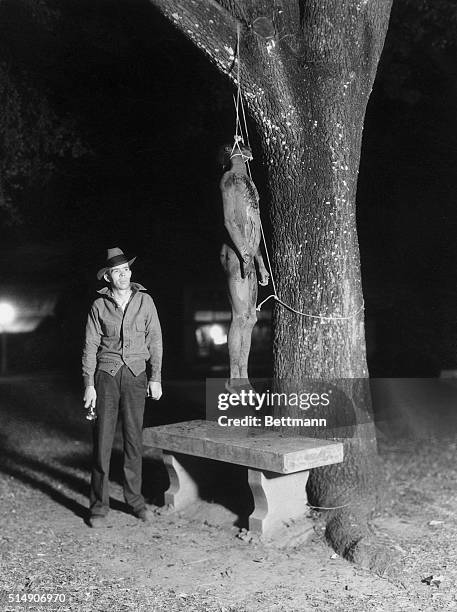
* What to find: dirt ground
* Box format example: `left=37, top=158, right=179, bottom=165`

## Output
left=1, top=375, right=457, bottom=611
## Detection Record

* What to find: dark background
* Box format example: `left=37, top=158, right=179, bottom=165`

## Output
left=0, top=0, right=456, bottom=379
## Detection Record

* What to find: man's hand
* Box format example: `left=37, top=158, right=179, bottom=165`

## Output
left=258, top=267, right=270, bottom=286
left=83, top=385, right=97, bottom=409
left=147, top=381, right=162, bottom=400
left=242, top=253, right=253, bottom=267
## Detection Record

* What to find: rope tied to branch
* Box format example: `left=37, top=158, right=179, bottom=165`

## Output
left=232, top=26, right=364, bottom=323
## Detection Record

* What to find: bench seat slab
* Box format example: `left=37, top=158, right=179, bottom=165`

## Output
left=143, top=420, right=343, bottom=474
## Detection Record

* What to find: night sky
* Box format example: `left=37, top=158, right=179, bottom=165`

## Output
left=0, top=0, right=456, bottom=378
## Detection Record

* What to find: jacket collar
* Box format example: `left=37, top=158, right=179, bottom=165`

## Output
left=97, top=282, right=147, bottom=297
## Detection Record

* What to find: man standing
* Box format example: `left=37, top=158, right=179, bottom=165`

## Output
left=82, top=247, right=162, bottom=528
left=220, top=141, right=269, bottom=392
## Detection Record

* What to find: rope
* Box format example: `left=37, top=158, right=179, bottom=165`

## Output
left=307, top=502, right=350, bottom=511
left=230, top=24, right=245, bottom=159
left=239, top=83, right=251, bottom=150
left=231, top=27, right=364, bottom=323
left=256, top=294, right=365, bottom=321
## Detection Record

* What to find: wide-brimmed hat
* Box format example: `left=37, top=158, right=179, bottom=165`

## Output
left=97, top=247, right=136, bottom=280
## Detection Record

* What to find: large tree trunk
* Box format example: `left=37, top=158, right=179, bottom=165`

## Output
left=149, top=0, right=393, bottom=566
left=242, top=5, right=391, bottom=563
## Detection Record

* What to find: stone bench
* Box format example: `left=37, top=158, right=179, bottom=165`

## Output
left=143, top=420, right=344, bottom=536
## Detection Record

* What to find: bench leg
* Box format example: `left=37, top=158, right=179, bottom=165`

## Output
left=162, top=451, right=200, bottom=510
left=248, top=469, right=309, bottom=536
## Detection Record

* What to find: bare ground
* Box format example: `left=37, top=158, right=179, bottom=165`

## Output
left=1, top=376, right=457, bottom=611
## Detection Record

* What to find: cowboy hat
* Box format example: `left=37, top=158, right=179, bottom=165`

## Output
left=97, top=247, right=136, bottom=280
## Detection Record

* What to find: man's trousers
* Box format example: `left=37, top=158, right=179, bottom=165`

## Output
left=90, top=365, right=147, bottom=517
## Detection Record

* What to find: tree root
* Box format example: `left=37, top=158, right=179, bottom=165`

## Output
left=325, top=509, right=403, bottom=578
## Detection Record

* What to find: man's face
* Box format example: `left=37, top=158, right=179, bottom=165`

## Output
left=105, top=263, right=132, bottom=290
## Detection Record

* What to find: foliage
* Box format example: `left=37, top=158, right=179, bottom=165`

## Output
left=395, top=0, right=457, bottom=50
left=379, top=0, right=457, bottom=105
left=0, top=62, right=87, bottom=224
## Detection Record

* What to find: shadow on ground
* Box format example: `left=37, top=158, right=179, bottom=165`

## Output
left=0, top=374, right=253, bottom=527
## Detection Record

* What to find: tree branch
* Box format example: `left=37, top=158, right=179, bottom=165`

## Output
left=148, top=0, right=243, bottom=78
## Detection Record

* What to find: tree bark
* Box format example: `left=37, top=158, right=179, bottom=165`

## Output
left=149, top=0, right=393, bottom=567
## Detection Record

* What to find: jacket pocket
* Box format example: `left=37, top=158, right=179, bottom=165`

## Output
left=135, top=320, right=145, bottom=332
left=102, top=322, right=117, bottom=336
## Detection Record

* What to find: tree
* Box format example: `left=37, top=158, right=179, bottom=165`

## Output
left=0, top=62, right=86, bottom=226
left=379, top=0, right=457, bottom=106
left=0, top=1, right=88, bottom=232
left=148, top=0, right=394, bottom=564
